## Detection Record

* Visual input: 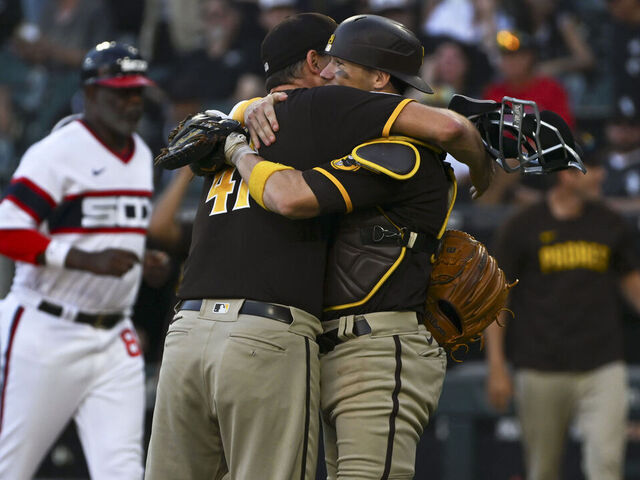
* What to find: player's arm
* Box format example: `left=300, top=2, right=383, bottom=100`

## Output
left=0, top=157, right=138, bottom=276
left=147, top=166, right=194, bottom=249
left=243, top=92, right=493, bottom=199
left=483, top=217, right=521, bottom=413
left=484, top=312, right=513, bottom=413
left=230, top=146, right=319, bottom=219
left=390, top=102, right=494, bottom=198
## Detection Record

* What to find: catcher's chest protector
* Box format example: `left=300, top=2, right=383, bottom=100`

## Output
left=324, top=209, right=405, bottom=311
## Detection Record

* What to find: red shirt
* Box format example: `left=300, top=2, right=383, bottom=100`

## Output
left=483, top=76, right=575, bottom=130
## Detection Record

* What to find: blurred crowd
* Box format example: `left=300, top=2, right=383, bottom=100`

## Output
left=1, top=0, right=640, bottom=362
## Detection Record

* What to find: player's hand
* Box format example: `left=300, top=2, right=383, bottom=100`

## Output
left=244, top=92, right=287, bottom=148
left=142, top=249, right=171, bottom=287
left=67, top=248, right=140, bottom=276
left=469, top=151, right=495, bottom=199
left=486, top=363, right=513, bottom=413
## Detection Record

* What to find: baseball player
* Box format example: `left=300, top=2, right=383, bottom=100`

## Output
left=225, top=15, right=496, bottom=478
left=0, top=42, right=154, bottom=479
left=486, top=155, right=640, bottom=480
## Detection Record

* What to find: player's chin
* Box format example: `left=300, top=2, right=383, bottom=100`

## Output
left=121, top=111, right=143, bottom=131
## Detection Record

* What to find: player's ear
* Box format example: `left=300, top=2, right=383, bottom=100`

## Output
left=371, top=70, right=391, bottom=91
left=307, top=50, right=324, bottom=74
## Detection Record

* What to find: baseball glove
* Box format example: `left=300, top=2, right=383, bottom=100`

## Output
left=423, top=230, right=518, bottom=359
left=154, top=111, right=247, bottom=175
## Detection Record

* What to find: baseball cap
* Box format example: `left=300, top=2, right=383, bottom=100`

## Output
left=261, top=13, right=337, bottom=77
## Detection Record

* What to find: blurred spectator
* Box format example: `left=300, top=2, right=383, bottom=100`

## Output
left=0, top=0, right=21, bottom=46
left=163, top=0, right=264, bottom=111
left=108, top=0, right=145, bottom=43
left=603, top=104, right=640, bottom=212
left=502, top=0, right=595, bottom=109
left=12, top=0, right=112, bottom=70
left=486, top=152, right=640, bottom=480
left=139, top=0, right=203, bottom=71
left=479, top=29, right=576, bottom=206
left=418, top=36, right=488, bottom=106
left=483, top=30, right=575, bottom=129
left=7, top=0, right=114, bottom=146
left=422, top=0, right=513, bottom=63
left=504, top=0, right=595, bottom=78
left=366, top=0, right=418, bottom=31
left=0, top=0, right=23, bottom=186
left=258, top=0, right=299, bottom=32
left=608, top=0, right=640, bottom=114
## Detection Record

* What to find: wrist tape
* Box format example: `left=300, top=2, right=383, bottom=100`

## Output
left=44, top=240, right=72, bottom=268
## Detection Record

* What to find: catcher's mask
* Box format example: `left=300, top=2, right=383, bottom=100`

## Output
left=449, top=94, right=585, bottom=175
left=325, top=15, right=433, bottom=94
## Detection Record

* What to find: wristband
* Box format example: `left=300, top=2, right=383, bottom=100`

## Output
left=44, top=239, right=72, bottom=268
left=229, top=97, right=262, bottom=124
left=248, top=161, right=293, bottom=210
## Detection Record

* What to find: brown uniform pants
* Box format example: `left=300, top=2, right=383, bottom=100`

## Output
left=320, top=311, right=447, bottom=479
left=145, top=299, right=322, bottom=480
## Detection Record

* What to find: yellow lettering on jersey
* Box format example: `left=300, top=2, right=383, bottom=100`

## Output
left=538, top=241, right=610, bottom=273
left=233, top=178, right=251, bottom=210
left=206, top=169, right=236, bottom=216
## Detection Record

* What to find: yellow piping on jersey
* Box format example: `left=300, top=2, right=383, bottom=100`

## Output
left=430, top=164, right=458, bottom=263
left=438, top=165, right=457, bottom=239
left=324, top=207, right=404, bottom=312
left=313, top=167, right=353, bottom=213
left=382, top=98, right=415, bottom=137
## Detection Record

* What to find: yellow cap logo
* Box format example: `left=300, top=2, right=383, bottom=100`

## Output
left=325, top=34, right=335, bottom=52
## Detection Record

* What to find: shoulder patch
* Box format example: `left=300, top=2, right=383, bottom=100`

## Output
left=352, top=137, right=422, bottom=179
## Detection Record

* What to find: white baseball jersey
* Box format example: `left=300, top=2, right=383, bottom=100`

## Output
left=0, top=119, right=153, bottom=313
left=0, top=119, right=152, bottom=479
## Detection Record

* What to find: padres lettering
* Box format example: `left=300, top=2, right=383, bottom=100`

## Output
left=82, top=196, right=151, bottom=228
left=538, top=241, right=610, bottom=273
left=206, top=168, right=250, bottom=216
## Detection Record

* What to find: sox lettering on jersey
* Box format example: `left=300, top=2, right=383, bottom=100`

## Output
left=48, top=191, right=152, bottom=233
left=82, top=196, right=151, bottom=229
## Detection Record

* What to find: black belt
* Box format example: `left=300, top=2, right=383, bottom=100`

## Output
left=38, top=301, right=123, bottom=329
left=317, top=316, right=372, bottom=354
left=178, top=299, right=294, bottom=325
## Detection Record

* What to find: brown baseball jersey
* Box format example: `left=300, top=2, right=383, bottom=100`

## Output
left=178, top=86, right=411, bottom=318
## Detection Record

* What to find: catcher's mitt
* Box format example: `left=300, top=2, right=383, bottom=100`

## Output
left=154, top=111, right=247, bottom=175
left=423, top=230, right=518, bottom=359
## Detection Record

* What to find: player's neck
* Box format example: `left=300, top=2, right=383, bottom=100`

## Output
left=82, top=117, right=131, bottom=152
left=547, top=187, right=584, bottom=220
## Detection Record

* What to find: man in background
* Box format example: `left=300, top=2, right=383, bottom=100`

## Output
left=485, top=153, right=640, bottom=480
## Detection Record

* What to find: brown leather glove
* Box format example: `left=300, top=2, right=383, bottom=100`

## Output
left=423, top=230, right=518, bottom=358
